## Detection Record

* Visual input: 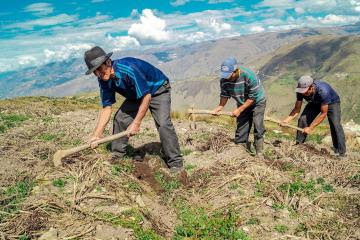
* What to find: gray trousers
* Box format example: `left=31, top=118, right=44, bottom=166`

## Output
left=296, top=102, right=346, bottom=154
left=111, top=82, right=183, bottom=168
left=235, top=101, right=266, bottom=144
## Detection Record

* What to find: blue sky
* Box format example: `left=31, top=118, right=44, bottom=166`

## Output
left=1, top=0, right=360, bottom=73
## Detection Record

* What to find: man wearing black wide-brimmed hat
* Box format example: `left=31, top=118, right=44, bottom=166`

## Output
left=84, top=46, right=183, bottom=173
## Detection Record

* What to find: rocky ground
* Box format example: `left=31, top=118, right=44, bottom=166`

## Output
left=0, top=96, right=359, bottom=240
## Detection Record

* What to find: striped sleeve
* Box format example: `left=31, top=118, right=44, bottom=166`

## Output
left=220, top=80, right=230, bottom=98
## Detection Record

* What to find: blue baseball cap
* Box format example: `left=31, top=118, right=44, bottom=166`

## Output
left=220, top=57, right=238, bottom=79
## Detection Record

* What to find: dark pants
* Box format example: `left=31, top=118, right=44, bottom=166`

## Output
left=111, top=81, right=183, bottom=168
left=296, top=102, right=346, bottom=154
left=235, top=101, right=266, bottom=144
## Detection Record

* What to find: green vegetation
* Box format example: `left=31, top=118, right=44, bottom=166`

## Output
left=174, top=201, right=250, bottom=240
left=279, top=171, right=334, bottom=199
left=254, top=181, right=264, bottom=197
left=155, top=172, right=181, bottom=193
left=97, top=210, right=164, bottom=240
left=128, top=181, right=142, bottom=193
left=246, top=217, right=260, bottom=225
left=181, top=148, right=192, bottom=156
left=185, top=164, right=197, bottom=171
left=111, top=161, right=134, bottom=175
left=274, top=224, right=288, bottom=234
left=0, top=113, right=30, bottom=133
left=52, top=178, right=67, bottom=188
left=19, top=234, right=30, bottom=240
left=0, top=178, right=34, bottom=222
left=38, top=133, right=57, bottom=142
left=272, top=203, right=285, bottom=211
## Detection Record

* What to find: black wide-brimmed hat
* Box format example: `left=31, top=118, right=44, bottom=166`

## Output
left=84, top=46, right=113, bottom=75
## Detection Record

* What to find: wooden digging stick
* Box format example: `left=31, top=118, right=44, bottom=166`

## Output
left=53, top=131, right=129, bottom=167
left=186, top=108, right=304, bottom=133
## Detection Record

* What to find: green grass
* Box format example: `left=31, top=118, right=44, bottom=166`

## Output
left=278, top=173, right=334, bottom=199
left=254, top=181, right=264, bottom=197
left=0, top=178, right=34, bottom=222
left=0, top=113, right=30, bottom=133
left=128, top=181, right=142, bottom=193
left=246, top=217, right=260, bottom=225
left=274, top=224, right=288, bottom=234
left=154, top=172, right=181, bottom=193
left=38, top=133, right=57, bottom=142
left=181, top=148, right=193, bottom=156
left=185, top=164, right=197, bottom=171
left=272, top=203, right=285, bottom=211
left=52, top=178, right=67, bottom=188
left=19, top=234, right=30, bottom=240
left=111, top=161, right=134, bottom=175
left=97, top=210, right=164, bottom=240
left=174, top=201, right=251, bottom=240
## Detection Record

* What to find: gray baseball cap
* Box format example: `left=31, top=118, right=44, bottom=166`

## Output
left=295, top=75, right=314, bottom=93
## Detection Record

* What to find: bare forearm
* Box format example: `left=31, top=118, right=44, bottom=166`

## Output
left=309, top=113, right=326, bottom=129
left=238, top=99, right=254, bottom=111
left=93, top=106, right=112, bottom=137
left=133, top=94, right=151, bottom=125
left=284, top=108, right=299, bottom=122
left=219, top=97, right=228, bottom=107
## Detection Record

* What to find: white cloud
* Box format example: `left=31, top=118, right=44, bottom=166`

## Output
left=24, top=2, right=53, bottom=16
left=319, top=14, right=360, bottom=24
left=128, top=9, right=171, bottom=45
left=18, top=55, right=37, bottom=65
left=196, top=18, right=231, bottom=33
left=106, top=35, right=140, bottom=51
left=250, top=25, right=265, bottom=33
left=170, top=0, right=191, bottom=6
left=6, top=14, right=77, bottom=30
left=208, top=0, right=233, bottom=3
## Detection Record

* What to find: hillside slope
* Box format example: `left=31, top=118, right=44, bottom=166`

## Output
left=258, top=35, right=360, bottom=122
left=0, top=96, right=359, bottom=239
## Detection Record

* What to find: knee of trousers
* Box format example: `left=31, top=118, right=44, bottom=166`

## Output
left=298, top=116, right=307, bottom=126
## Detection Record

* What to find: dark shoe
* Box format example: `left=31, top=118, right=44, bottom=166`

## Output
left=133, top=155, right=144, bottom=162
left=237, top=142, right=252, bottom=152
left=170, top=166, right=183, bottom=174
left=108, top=153, right=124, bottom=164
left=254, top=138, right=264, bottom=157
left=337, top=153, right=347, bottom=159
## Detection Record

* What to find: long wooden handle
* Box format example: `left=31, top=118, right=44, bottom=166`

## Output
left=187, top=109, right=233, bottom=116
left=187, top=108, right=304, bottom=132
left=53, top=131, right=129, bottom=167
left=264, top=117, right=304, bottom=132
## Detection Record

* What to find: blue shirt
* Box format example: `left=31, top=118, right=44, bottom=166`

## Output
left=98, top=57, right=168, bottom=107
left=297, top=80, right=340, bottom=105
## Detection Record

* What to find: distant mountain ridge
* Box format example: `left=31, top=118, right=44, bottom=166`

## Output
left=2, top=22, right=360, bottom=99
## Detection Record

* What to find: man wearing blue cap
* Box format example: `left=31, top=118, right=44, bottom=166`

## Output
left=214, top=57, right=266, bottom=156
left=281, top=75, right=346, bottom=157
left=84, top=46, right=183, bottom=173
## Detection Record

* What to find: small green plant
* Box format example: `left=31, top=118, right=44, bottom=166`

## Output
left=229, top=183, right=240, bottom=190
left=246, top=217, right=260, bottom=225
left=41, top=116, right=53, bottom=123
left=254, top=181, right=264, bottom=197
left=272, top=203, right=285, bottom=211
left=128, top=181, right=142, bottom=193
left=174, top=201, right=250, bottom=240
left=19, top=234, right=30, bottom=240
left=0, top=178, right=34, bottom=222
left=282, top=162, right=294, bottom=171
left=111, top=161, right=134, bottom=175
left=38, top=133, right=57, bottom=142
left=52, top=178, right=66, bottom=188
left=181, top=148, right=192, bottom=156
left=0, top=113, right=30, bottom=133
left=185, top=164, right=197, bottom=171
left=155, top=172, right=181, bottom=192
left=274, top=224, right=288, bottom=234
left=97, top=210, right=163, bottom=239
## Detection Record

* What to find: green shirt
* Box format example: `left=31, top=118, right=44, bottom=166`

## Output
left=220, top=66, right=266, bottom=105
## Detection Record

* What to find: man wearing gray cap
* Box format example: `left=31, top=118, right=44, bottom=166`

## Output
left=281, top=75, right=346, bottom=157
